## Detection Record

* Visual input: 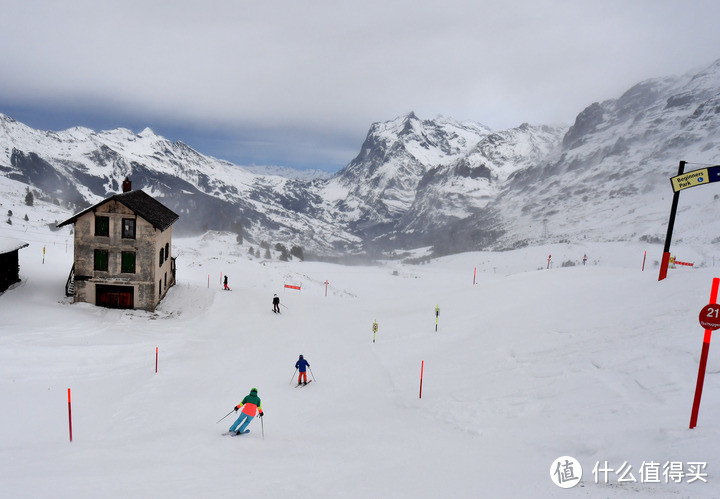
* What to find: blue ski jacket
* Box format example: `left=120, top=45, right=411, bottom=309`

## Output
left=295, top=358, right=310, bottom=372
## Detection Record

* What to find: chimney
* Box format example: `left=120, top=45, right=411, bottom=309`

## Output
left=122, top=177, right=132, bottom=193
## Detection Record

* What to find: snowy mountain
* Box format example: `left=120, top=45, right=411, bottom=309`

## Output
left=2, top=57, right=720, bottom=257
left=0, top=110, right=563, bottom=256
left=318, top=113, right=564, bottom=247
left=0, top=115, right=361, bottom=255
left=428, top=59, right=720, bottom=255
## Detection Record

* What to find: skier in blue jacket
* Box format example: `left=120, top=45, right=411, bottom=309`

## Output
left=295, top=355, right=310, bottom=385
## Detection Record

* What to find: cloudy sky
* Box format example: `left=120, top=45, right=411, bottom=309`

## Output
left=2, top=0, right=720, bottom=171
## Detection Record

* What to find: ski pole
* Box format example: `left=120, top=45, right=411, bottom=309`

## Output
left=290, top=368, right=298, bottom=385
left=281, top=303, right=289, bottom=310
left=260, top=414, right=265, bottom=440
left=216, top=409, right=235, bottom=424
left=309, top=366, right=316, bottom=382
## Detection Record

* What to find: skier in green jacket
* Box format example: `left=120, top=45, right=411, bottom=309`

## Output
left=229, top=388, right=264, bottom=435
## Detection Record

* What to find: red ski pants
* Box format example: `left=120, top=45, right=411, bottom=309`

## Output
left=298, top=371, right=307, bottom=383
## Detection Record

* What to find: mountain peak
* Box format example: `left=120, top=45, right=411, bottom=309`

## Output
left=138, top=127, right=157, bottom=138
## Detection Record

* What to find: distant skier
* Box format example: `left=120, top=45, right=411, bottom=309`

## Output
left=229, top=388, right=263, bottom=435
left=295, top=355, right=310, bottom=385
left=224, top=275, right=230, bottom=290
left=583, top=254, right=587, bottom=266
left=272, top=294, right=280, bottom=313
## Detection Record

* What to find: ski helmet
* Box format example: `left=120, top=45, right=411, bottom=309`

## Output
left=299, top=354, right=303, bottom=358
left=250, top=388, right=258, bottom=395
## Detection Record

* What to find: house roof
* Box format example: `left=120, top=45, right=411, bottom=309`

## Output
left=0, top=238, right=29, bottom=254
left=57, top=190, right=179, bottom=231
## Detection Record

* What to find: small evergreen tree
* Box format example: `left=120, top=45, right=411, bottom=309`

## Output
left=6, top=218, right=11, bottom=225
left=24, top=214, right=29, bottom=221
left=275, top=243, right=289, bottom=261
left=7, top=210, right=12, bottom=216
left=231, top=220, right=243, bottom=244
left=264, top=248, right=271, bottom=259
left=290, top=245, right=305, bottom=261
left=25, top=190, right=34, bottom=206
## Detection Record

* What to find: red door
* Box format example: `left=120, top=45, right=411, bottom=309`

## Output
left=96, top=285, right=134, bottom=309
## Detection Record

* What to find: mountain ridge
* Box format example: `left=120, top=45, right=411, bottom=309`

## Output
left=2, top=57, right=720, bottom=258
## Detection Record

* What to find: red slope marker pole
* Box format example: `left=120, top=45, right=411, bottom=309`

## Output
left=473, top=267, right=476, bottom=285
left=689, top=277, right=720, bottom=429
left=68, top=388, right=73, bottom=442
left=642, top=251, right=647, bottom=271
left=419, top=361, right=424, bottom=399
left=155, top=347, right=158, bottom=373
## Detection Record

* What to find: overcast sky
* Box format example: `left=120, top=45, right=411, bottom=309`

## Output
left=2, top=0, right=720, bottom=171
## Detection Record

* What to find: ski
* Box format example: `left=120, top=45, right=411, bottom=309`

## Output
left=294, top=380, right=313, bottom=388
left=222, top=430, right=250, bottom=436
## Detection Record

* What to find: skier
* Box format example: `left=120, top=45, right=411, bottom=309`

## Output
left=295, top=354, right=310, bottom=385
left=582, top=254, right=587, bottom=266
left=272, top=294, right=280, bottom=313
left=223, top=275, right=230, bottom=290
left=229, top=388, right=263, bottom=435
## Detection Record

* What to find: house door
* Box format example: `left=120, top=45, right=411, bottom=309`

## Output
left=96, top=284, right=134, bottom=309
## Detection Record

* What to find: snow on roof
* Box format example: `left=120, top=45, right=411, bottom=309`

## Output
left=0, top=238, right=29, bottom=254
left=57, top=189, right=179, bottom=231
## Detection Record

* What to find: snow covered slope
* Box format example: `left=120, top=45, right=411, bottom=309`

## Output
left=1, top=202, right=719, bottom=497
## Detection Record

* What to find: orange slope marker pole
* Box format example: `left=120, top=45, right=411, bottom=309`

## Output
left=68, top=388, right=73, bottom=442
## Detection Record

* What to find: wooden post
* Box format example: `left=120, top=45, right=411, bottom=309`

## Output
left=659, top=161, right=686, bottom=281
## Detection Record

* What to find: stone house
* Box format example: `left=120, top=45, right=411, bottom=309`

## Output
left=58, top=180, right=179, bottom=311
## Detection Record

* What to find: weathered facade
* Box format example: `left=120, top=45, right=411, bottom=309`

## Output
left=0, top=239, right=29, bottom=292
left=58, top=186, right=179, bottom=311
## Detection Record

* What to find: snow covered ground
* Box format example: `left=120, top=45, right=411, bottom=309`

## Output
left=2, top=218, right=720, bottom=497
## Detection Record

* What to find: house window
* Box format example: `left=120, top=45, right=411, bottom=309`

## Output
left=159, top=248, right=164, bottom=267
left=121, top=251, right=136, bottom=273
left=164, top=272, right=167, bottom=288
left=122, top=218, right=136, bottom=239
left=94, top=249, right=109, bottom=271
left=159, top=280, right=162, bottom=297
left=95, top=216, right=109, bottom=237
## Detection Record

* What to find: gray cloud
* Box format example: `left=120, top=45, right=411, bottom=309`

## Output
left=2, top=0, right=720, bottom=170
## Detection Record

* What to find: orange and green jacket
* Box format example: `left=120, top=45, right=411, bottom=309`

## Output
left=236, top=393, right=262, bottom=417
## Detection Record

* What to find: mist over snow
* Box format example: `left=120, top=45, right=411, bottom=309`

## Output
left=2, top=175, right=720, bottom=498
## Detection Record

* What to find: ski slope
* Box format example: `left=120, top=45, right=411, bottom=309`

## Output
left=1, top=230, right=720, bottom=498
